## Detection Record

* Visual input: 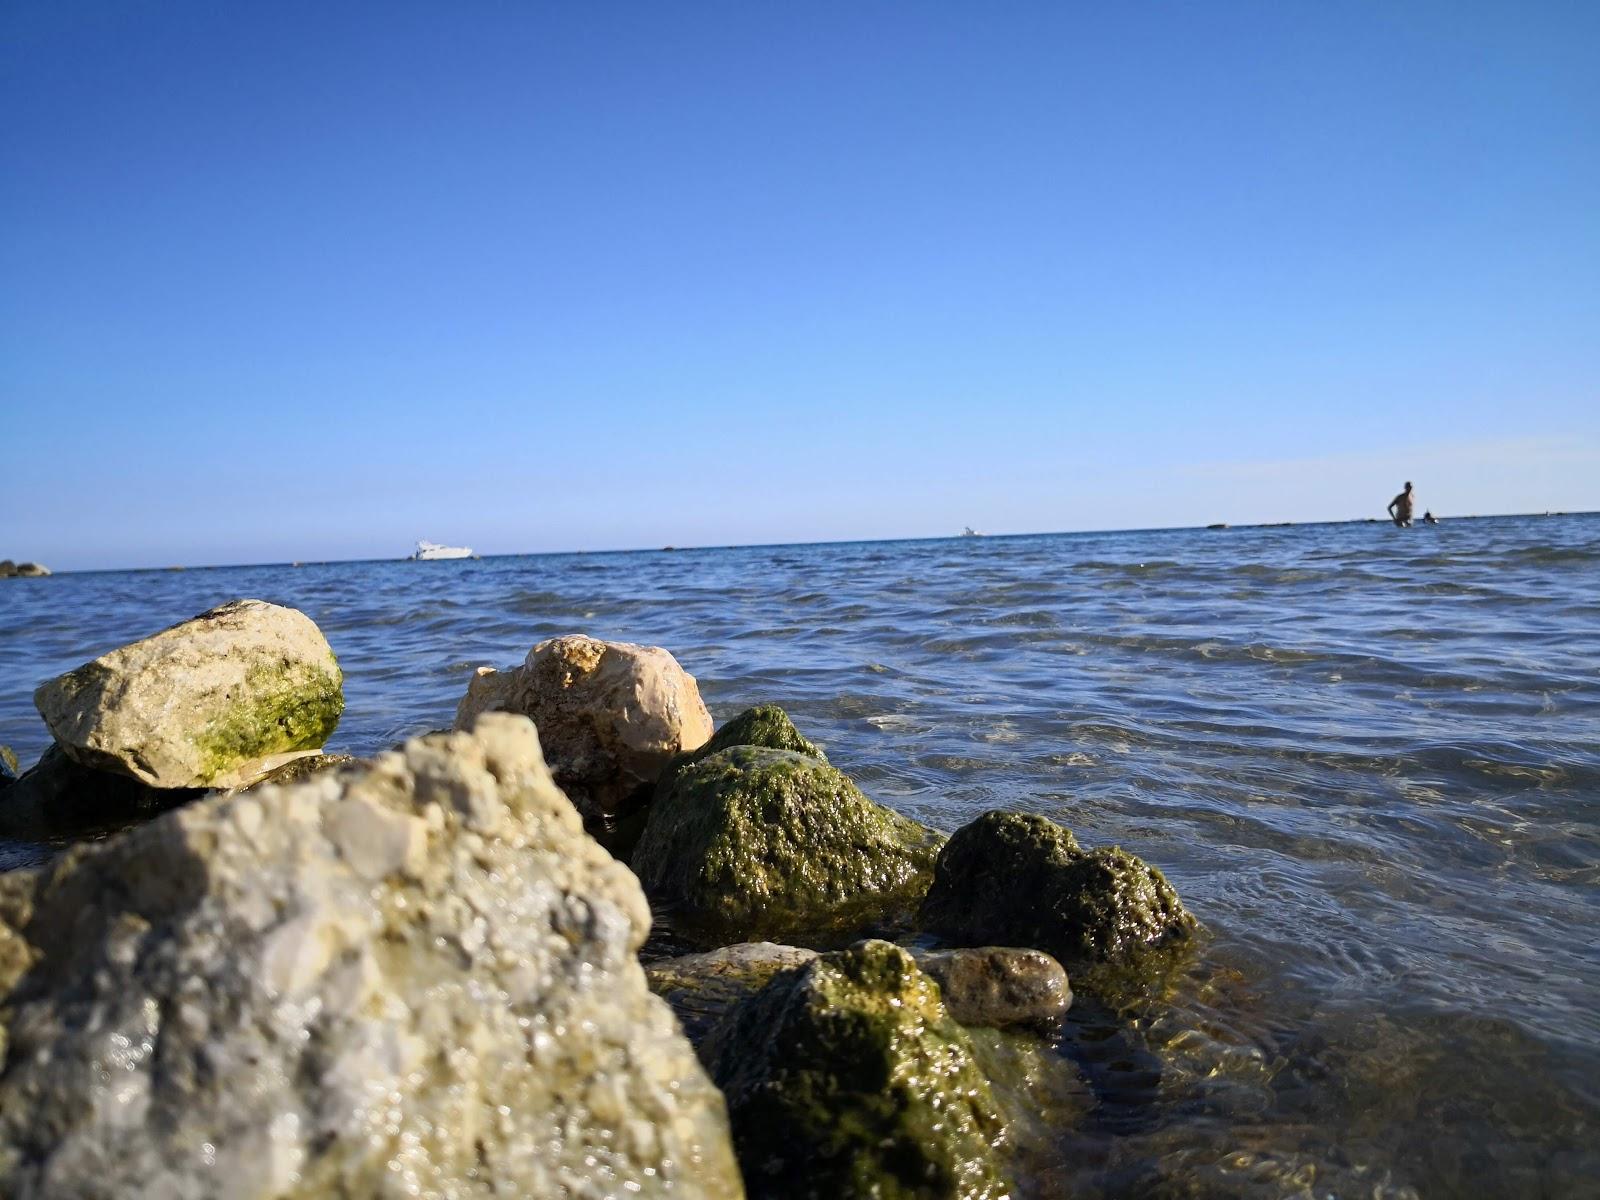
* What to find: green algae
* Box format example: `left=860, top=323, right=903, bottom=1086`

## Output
left=920, top=811, right=1195, bottom=967
left=0, top=746, right=17, bottom=787
left=654, top=704, right=826, bottom=799
left=703, top=939, right=1010, bottom=1200
left=190, top=658, right=344, bottom=785
left=632, top=745, right=944, bottom=945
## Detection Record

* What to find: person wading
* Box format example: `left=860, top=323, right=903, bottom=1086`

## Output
left=1387, top=481, right=1416, bottom=528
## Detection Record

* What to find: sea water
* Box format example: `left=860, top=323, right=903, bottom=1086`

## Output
left=3, top=514, right=1597, bottom=1196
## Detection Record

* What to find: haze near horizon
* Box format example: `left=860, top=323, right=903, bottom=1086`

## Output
left=3, top=2, right=1597, bottom=570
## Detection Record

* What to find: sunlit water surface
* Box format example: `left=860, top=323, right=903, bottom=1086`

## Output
left=3, top=515, right=1597, bottom=1197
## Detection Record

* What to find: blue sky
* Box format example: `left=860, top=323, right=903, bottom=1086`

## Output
left=3, top=2, right=1597, bottom=569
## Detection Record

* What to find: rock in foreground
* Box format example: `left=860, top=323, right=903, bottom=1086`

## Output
left=920, top=811, right=1195, bottom=965
left=0, top=714, right=741, bottom=1199
left=454, top=634, right=713, bottom=816
left=33, top=599, right=344, bottom=789
left=703, top=939, right=1010, bottom=1200
left=632, top=745, right=945, bottom=944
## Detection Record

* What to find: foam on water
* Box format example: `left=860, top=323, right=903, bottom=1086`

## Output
left=3, top=513, right=1598, bottom=1195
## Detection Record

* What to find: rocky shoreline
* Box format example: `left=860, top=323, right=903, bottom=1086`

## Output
left=0, top=600, right=1196, bottom=1198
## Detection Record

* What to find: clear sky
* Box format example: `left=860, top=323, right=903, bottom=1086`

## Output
left=3, top=2, right=1597, bottom=569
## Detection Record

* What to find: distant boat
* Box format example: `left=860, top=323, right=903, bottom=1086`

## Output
left=961, top=527, right=983, bottom=537
left=411, top=540, right=473, bottom=561
left=1206, top=523, right=1228, bottom=530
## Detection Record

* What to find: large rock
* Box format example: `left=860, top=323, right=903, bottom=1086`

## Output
left=632, top=745, right=946, bottom=944
left=653, top=704, right=825, bottom=799
left=0, top=746, right=17, bottom=790
left=702, top=939, right=1010, bottom=1200
left=920, top=811, right=1195, bottom=965
left=454, top=634, right=712, bottom=816
left=33, top=599, right=343, bottom=789
left=0, top=714, right=742, bottom=1199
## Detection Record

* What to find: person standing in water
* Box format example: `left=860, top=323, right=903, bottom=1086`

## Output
left=1387, top=481, right=1415, bottom=527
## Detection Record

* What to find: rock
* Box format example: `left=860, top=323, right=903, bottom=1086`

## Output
left=915, top=946, right=1072, bottom=1029
left=920, top=811, right=1195, bottom=965
left=631, top=745, right=946, bottom=944
left=0, top=742, right=200, bottom=840
left=702, top=939, right=1010, bottom=1200
left=647, top=942, right=820, bottom=1043
left=0, top=714, right=742, bottom=1199
left=0, top=746, right=17, bottom=790
left=654, top=703, right=825, bottom=799
left=13, top=563, right=49, bottom=578
left=229, top=752, right=358, bottom=793
left=33, top=599, right=344, bottom=790
left=454, top=634, right=713, bottom=816
left=0, top=561, right=13, bottom=578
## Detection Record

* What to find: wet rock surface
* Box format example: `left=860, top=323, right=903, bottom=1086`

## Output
left=632, top=745, right=946, bottom=945
left=647, top=941, right=820, bottom=1043
left=33, top=599, right=344, bottom=789
left=702, top=939, right=1010, bottom=1200
left=654, top=704, right=826, bottom=798
left=454, top=634, right=713, bottom=816
left=921, top=811, right=1195, bottom=966
left=916, top=946, right=1072, bottom=1029
left=0, top=714, right=742, bottom=1199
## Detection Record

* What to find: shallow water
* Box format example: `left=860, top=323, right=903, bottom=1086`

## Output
left=3, top=514, right=1598, bottom=1197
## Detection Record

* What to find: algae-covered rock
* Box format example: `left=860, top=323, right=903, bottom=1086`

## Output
left=921, top=811, right=1194, bottom=965
left=703, top=939, right=1010, bottom=1200
left=0, top=714, right=742, bottom=1199
left=0, top=742, right=200, bottom=840
left=33, top=599, right=343, bottom=789
left=647, top=941, right=820, bottom=1043
left=632, top=745, right=945, bottom=944
left=0, top=746, right=17, bottom=789
left=655, top=704, right=826, bottom=798
left=454, top=634, right=713, bottom=816
left=916, top=946, right=1072, bottom=1029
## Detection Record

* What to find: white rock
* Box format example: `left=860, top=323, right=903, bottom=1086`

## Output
left=33, top=599, right=344, bottom=789
left=454, top=634, right=713, bottom=815
left=0, top=713, right=742, bottom=1199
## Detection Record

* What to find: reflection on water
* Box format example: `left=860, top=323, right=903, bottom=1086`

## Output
left=3, top=514, right=1599, bottom=1195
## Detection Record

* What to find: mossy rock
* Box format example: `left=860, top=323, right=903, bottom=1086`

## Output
left=655, top=704, right=826, bottom=799
left=632, top=745, right=944, bottom=945
left=920, top=811, right=1195, bottom=966
left=702, top=939, right=1010, bottom=1200
left=0, top=746, right=17, bottom=790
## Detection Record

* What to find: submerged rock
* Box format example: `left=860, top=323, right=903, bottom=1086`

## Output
left=631, top=745, right=945, bottom=944
left=33, top=599, right=344, bottom=789
left=0, top=742, right=200, bottom=840
left=454, top=634, right=713, bottom=816
left=702, top=939, right=1010, bottom=1200
left=917, top=946, right=1073, bottom=1029
left=920, top=811, right=1195, bottom=965
left=0, top=714, right=742, bottom=1199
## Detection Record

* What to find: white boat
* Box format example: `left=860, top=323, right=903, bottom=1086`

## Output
left=411, top=540, right=473, bottom=561
left=960, top=527, right=983, bottom=537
